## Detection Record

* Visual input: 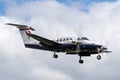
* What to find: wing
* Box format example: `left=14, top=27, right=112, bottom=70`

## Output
left=29, top=34, right=61, bottom=47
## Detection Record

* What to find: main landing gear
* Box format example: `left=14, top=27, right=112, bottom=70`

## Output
left=79, top=56, right=84, bottom=64
left=78, top=55, right=102, bottom=64
left=53, top=52, right=58, bottom=59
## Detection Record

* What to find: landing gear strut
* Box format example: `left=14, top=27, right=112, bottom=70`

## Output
left=97, top=55, right=101, bottom=60
left=79, top=56, right=84, bottom=64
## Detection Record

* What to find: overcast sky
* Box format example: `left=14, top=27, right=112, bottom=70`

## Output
left=0, top=0, right=120, bottom=80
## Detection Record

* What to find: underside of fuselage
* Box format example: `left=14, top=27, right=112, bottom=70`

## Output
left=25, top=43, right=101, bottom=56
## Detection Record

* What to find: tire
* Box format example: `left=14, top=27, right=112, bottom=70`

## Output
left=79, top=60, right=84, bottom=64
left=97, top=55, right=101, bottom=60
left=53, top=54, right=58, bottom=58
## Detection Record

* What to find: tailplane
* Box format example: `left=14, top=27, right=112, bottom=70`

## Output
left=6, top=23, right=38, bottom=44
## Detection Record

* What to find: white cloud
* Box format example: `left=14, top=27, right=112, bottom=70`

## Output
left=32, top=66, right=73, bottom=80
left=0, top=16, right=73, bottom=80
left=1, top=0, right=120, bottom=80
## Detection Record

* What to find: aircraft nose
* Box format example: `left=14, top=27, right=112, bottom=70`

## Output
left=96, top=44, right=102, bottom=48
left=96, top=45, right=108, bottom=50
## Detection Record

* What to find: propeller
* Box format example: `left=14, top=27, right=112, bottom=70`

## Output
left=97, top=45, right=111, bottom=54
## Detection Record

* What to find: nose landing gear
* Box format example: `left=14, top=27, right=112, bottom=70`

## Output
left=97, top=55, right=101, bottom=60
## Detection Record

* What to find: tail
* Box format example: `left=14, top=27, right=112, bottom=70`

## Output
left=6, top=23, right=37, bottom=44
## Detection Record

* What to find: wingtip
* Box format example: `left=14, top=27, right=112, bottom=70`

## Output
left=5, top=23, right=11, bottom=25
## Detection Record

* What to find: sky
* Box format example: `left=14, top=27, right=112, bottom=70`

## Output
left=0, top=0, right=120, bottom=80
left=0, top=0, right=117, bottom=15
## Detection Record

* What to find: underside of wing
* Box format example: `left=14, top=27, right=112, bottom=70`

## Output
left=29, top=34, right=61, bottom=47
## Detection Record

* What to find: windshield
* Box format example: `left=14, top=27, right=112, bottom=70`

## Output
left=81, top=37, right=89, bottom=40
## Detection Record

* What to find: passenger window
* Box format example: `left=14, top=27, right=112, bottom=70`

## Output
left=70, top=38, right=72, bottom=40
left=63, top=39, right=65, bottom=41
left=77, top=38, right=80, bottom=40
left=67, top=38, right=69, bottom=41
left=60, top=39, right=62, bottom=42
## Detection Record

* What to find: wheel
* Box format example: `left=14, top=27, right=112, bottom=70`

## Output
left=97, top=55, right=101, bottom=60
left=79, top=60, right=84, bottom=64
left=53, top=54, right=58, bottom=58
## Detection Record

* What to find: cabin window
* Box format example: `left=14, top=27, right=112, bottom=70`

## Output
left=63, top=39, right=65, bottom=41
left=70, top=38, right=72, bottom=40
left=77, top=38, right=81, bottom=41
left=67, top=38, right=69, bottom=41
left=60, top=39, right=62, bottom=42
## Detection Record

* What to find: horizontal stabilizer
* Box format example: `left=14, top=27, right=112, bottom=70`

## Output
left=6, top=23, right=35, bottom=31
left=6, top=23, right=37, bottom=43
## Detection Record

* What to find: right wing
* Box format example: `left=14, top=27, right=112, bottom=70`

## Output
left=28, top=33, right=61, bottom=47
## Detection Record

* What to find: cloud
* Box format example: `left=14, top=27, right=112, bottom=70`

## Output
left=0, top=16, right=73, bottom=80
left=0, top=0, right=120, bottom=80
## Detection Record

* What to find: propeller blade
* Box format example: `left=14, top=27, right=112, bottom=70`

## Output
left=103, top=51, right=112, bottom=53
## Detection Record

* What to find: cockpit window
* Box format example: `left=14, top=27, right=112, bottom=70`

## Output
left=81, top=37, right=89, bottom=40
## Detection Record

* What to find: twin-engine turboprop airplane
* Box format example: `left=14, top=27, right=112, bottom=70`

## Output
left=6, top=23, right=111, bottom=64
